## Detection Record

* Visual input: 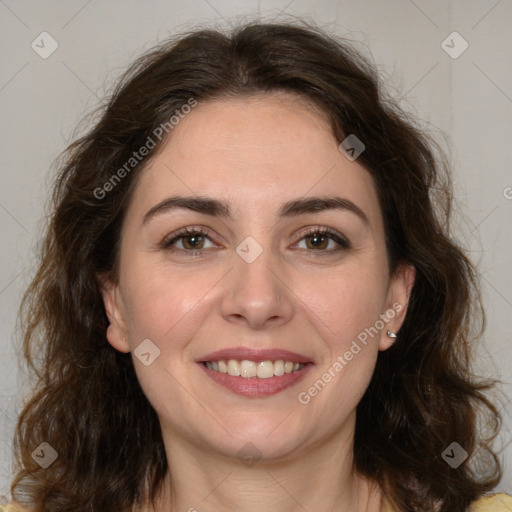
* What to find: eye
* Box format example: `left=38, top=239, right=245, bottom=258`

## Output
left=293, top=227, right=350, bottom=252
left=161, top=227, right=217, bottom=255
left=160, top=226, right=349, bottom=256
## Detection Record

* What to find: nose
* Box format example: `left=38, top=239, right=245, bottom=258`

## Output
left=220, top=248, right=294, bottom=330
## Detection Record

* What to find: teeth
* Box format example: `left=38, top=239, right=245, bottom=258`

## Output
left=227, top=359, right=240, bottom=376
left=274, top=360, right=285, bottom=376
left=205, top=359, right=305, bottom=378
left=257, top=361, right=274, bottom=379
left=240, top=360, right=257, bottom=378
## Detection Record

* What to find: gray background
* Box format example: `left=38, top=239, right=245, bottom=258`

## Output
left=1, top=0, right=511, bottom=499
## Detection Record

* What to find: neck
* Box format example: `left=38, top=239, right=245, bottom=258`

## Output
left=151, top=421, right=384, bottom=512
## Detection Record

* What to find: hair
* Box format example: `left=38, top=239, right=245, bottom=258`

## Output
left=11, top=21, right=503, bottom=512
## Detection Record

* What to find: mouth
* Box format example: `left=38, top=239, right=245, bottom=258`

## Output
left=197, top=348, right=313, bottom=398
left=203, top=359, right=305, bottom=378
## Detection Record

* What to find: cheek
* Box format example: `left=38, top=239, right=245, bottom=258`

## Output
left=300, top=265, right=389, bottom=353
left=294, top=271, right=385, bottom=423
left=119, top=260, right=216, bottom=350
left=119, top=264, right=217, bottom=416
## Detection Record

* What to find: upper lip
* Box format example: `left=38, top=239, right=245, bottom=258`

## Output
left=197, top=347, right=313, bottom=364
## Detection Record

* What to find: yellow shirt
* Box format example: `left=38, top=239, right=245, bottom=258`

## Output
left=381, top=494, right=512, bottom=511
left=470, top=494, right=512, bottom=511
left=2, top=494, right=511, bottom=511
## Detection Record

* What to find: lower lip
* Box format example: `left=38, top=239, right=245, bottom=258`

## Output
left=199, top=363, right=313, bottom=398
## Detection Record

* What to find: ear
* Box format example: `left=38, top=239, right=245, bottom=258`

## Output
left=378, top=264, right=415, bottom=351
left=97, top=273, right=130, bottom=353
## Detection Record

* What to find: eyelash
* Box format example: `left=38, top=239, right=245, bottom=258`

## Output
left=294, top=227, right=350, bottom=253
left=161, top=227, right=214, bottom=256
left=161, top=226, right=350, bottom=256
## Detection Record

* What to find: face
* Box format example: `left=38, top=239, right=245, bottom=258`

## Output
left=101, top=93, right=413, bottom=463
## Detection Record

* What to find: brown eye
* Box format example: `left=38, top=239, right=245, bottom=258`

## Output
left=161, top=228, right=216, bottom=254
left=182, top=233, right=205, bottom=250
left=295, top=228, right=350, bottom=252
left=305, top=232, right=329, bottom=250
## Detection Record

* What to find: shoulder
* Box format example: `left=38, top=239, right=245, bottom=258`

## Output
left=470, top=494, right=512, bottom=511
left=0, top=505, right=29, bottom=512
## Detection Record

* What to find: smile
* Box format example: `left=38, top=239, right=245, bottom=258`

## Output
left=199, top=359, right=312, bottom=398
left=204, top=359, right=305, bottom=378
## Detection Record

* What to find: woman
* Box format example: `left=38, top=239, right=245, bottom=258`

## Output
left=5, top=22, right=512, bottom=511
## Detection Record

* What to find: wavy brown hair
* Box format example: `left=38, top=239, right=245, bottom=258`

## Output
left=11, top=21, right=503, bottom=511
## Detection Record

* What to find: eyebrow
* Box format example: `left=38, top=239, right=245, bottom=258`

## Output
left=142, top=195, right=369, bottom=225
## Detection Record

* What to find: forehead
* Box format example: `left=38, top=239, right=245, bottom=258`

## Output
left=127, top=93, right=382, bottom=226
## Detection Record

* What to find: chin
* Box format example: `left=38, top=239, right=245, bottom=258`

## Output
left=199, top=419, right=310, bottom=463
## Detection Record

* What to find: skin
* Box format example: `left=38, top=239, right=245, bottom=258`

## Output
left=101, top=93, right=415, bottom=512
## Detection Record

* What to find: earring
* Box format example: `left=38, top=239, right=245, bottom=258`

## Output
left=386, top=331, right=397, bottom=339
